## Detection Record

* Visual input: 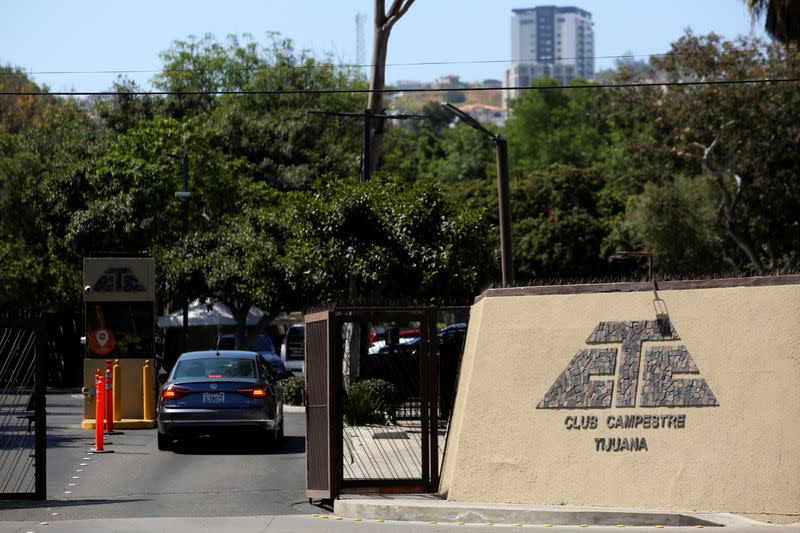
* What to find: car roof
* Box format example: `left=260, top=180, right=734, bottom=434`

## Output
left=177, top=350, right=258, bottom=360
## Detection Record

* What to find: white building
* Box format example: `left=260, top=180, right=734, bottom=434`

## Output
left=503, top=6, right=594, bottom=107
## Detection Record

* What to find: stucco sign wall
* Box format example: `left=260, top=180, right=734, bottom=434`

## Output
left=439, top=277, right=800, bottom=524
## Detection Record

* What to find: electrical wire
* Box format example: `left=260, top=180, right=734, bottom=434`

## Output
left=2, top=76, right=800, bottom=97
left=1, top=46, right=797, bottom=78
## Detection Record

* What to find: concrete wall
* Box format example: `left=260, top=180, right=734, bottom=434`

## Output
left=440, top=277, right=800, bottom=523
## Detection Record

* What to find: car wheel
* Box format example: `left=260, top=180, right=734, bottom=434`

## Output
left=277, top=418, right=284, bottom=440
left=157, top=431, right=172, bottom=451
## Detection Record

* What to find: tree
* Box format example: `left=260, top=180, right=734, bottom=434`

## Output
left=284, top=175, right=493, bottom=303
left=156, top=34, right=365, bottom=189
left=367, top=0, right=416, bottom=174
left=504, top=78, right=606, bottom=171
left=605, top=32, right=800, bottom=273
left=746, top=0, right=800, bottom=44
left=161, top=206, right=288, bottom=348
left=449, top=165, right=614, bottom=280
left=0, top=89, right=107, bottom=311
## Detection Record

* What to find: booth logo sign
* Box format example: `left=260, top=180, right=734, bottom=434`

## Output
left=537, top=319, right=718, bottom=409
left=92, top=267, right=146, bottom=293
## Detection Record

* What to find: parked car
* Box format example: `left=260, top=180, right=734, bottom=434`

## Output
left=216, top=334, right=291, bottom=379
left=280, top=324, right=305, bottom=373
left=156, top=350, right=284, bottom=450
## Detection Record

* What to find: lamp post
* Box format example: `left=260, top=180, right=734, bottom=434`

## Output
left=610, top=250, right=654, bottom=281
left=441, top=102, right=514, bottom=286
left=172, top=153, right=191, bottom=353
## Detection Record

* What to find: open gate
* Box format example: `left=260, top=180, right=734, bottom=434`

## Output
left=305, top=306, right=468, bottom=501
left=0, top=316, right=47, bottom=500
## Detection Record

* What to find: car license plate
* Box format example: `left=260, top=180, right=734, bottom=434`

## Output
left=203, top=392, right=224, bottom=404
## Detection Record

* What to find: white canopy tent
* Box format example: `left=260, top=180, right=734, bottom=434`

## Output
left=157, top=299, right=267, bottom=328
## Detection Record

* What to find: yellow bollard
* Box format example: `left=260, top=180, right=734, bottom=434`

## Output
left=112, top=359, right=122, bottom=422
left=142, top=360, right=154, bottom=421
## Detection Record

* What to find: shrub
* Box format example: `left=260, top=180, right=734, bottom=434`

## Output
left=279, top=375, right=304, bottom=406
left=344, top=378, right=399, bottom=426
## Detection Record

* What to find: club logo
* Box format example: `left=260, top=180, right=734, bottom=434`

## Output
left=92, top=267, right=146, bottom=293
left=537, top=319, right=718, bottom=409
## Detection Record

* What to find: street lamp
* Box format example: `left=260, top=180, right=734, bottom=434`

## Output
left=170, top=152, right=191, bottom=353
left=441, top=102, right=514, bottom=286
left=609, top=250, right=653, bottom=281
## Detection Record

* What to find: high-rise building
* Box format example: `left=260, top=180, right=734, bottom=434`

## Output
left=503, top=6, right=594, bottom=106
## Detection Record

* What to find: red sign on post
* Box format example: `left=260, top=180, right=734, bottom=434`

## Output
left=88, top=328, right=116, bottom=355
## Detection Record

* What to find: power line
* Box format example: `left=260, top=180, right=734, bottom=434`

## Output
left=2, top=76, right=800, bottom=97
left=2, top=46, right=796, bottom=78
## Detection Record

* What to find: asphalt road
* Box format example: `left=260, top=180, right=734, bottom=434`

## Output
left=0, top=392, right=317, bottom=523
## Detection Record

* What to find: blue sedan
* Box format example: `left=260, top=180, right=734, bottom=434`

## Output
left=156, top=350, right=284, bottom=451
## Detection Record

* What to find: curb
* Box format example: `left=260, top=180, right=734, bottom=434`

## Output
left=334, top=498, right=729, bottom=527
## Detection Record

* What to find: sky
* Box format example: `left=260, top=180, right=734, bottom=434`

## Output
left=1, top=0, right=767, bottom=93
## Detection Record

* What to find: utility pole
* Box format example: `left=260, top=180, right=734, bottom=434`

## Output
left=309, top=109, right=428, bottom=182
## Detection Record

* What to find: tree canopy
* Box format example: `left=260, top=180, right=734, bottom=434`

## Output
left=1, top=28, right=797, bottom=327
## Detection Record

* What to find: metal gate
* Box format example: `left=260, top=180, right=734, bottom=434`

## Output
left=305, top=306, right=468, bottom=501
left=0, top=317, right=47, bottom=500
left=304, top=310, right=338, bottom=500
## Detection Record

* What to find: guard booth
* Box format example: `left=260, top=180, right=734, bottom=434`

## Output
left=81, top=255, right=157, bottom=429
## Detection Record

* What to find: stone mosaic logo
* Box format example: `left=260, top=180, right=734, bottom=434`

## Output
left=537, top=320, right=718, bottom=409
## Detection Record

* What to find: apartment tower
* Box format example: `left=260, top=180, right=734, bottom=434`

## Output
left=503, top=6, right=594, bottom=106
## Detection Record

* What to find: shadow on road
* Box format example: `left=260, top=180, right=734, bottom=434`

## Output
left=0, top=498, right=148, bottom=510
left=169, top=435, right=304, bottom=455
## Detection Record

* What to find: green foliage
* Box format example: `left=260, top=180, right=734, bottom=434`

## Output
left=505, top=78, right=606, bottom=171
left=156, top=34, right=366, bottom=189
left=284, top=175, right=494, bottom=303
left=5, top=28, right=800, bottom=318
left=449, top=165, right=614, bottom=280
left=625, top=175, right=731, bottom=274
left=279, top=375, right=304, bottom=406
left=344, top=378, right=399, bottom=426
left=605, top=32, right=800, bottom=272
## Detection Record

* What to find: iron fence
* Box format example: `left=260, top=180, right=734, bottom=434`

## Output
left=0, top=317, right=47, bottom=499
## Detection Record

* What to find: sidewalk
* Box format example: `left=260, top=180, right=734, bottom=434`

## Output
left=334, top=494, right=800, bottom=529
left=2, top=511, right=799, bottom=533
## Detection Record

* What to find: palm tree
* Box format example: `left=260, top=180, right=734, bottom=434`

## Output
left=746, top=0, right=800, bottom=44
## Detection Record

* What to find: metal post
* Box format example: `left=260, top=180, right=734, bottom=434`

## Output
left=495, top=136, right=514, bottom=286
left=33, top=318, right=47, bottom=500
left=181, top=153, right=190, bottom=353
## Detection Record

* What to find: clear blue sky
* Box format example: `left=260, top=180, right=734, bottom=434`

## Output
left=1, top=0, right=766, bottom=93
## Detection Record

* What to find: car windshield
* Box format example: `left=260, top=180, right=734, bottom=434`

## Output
left=173, top=357, right=256, bottom=379
left=216, top=335, right=275, bottom=353
left=249, top=335, right=275, bottom=353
